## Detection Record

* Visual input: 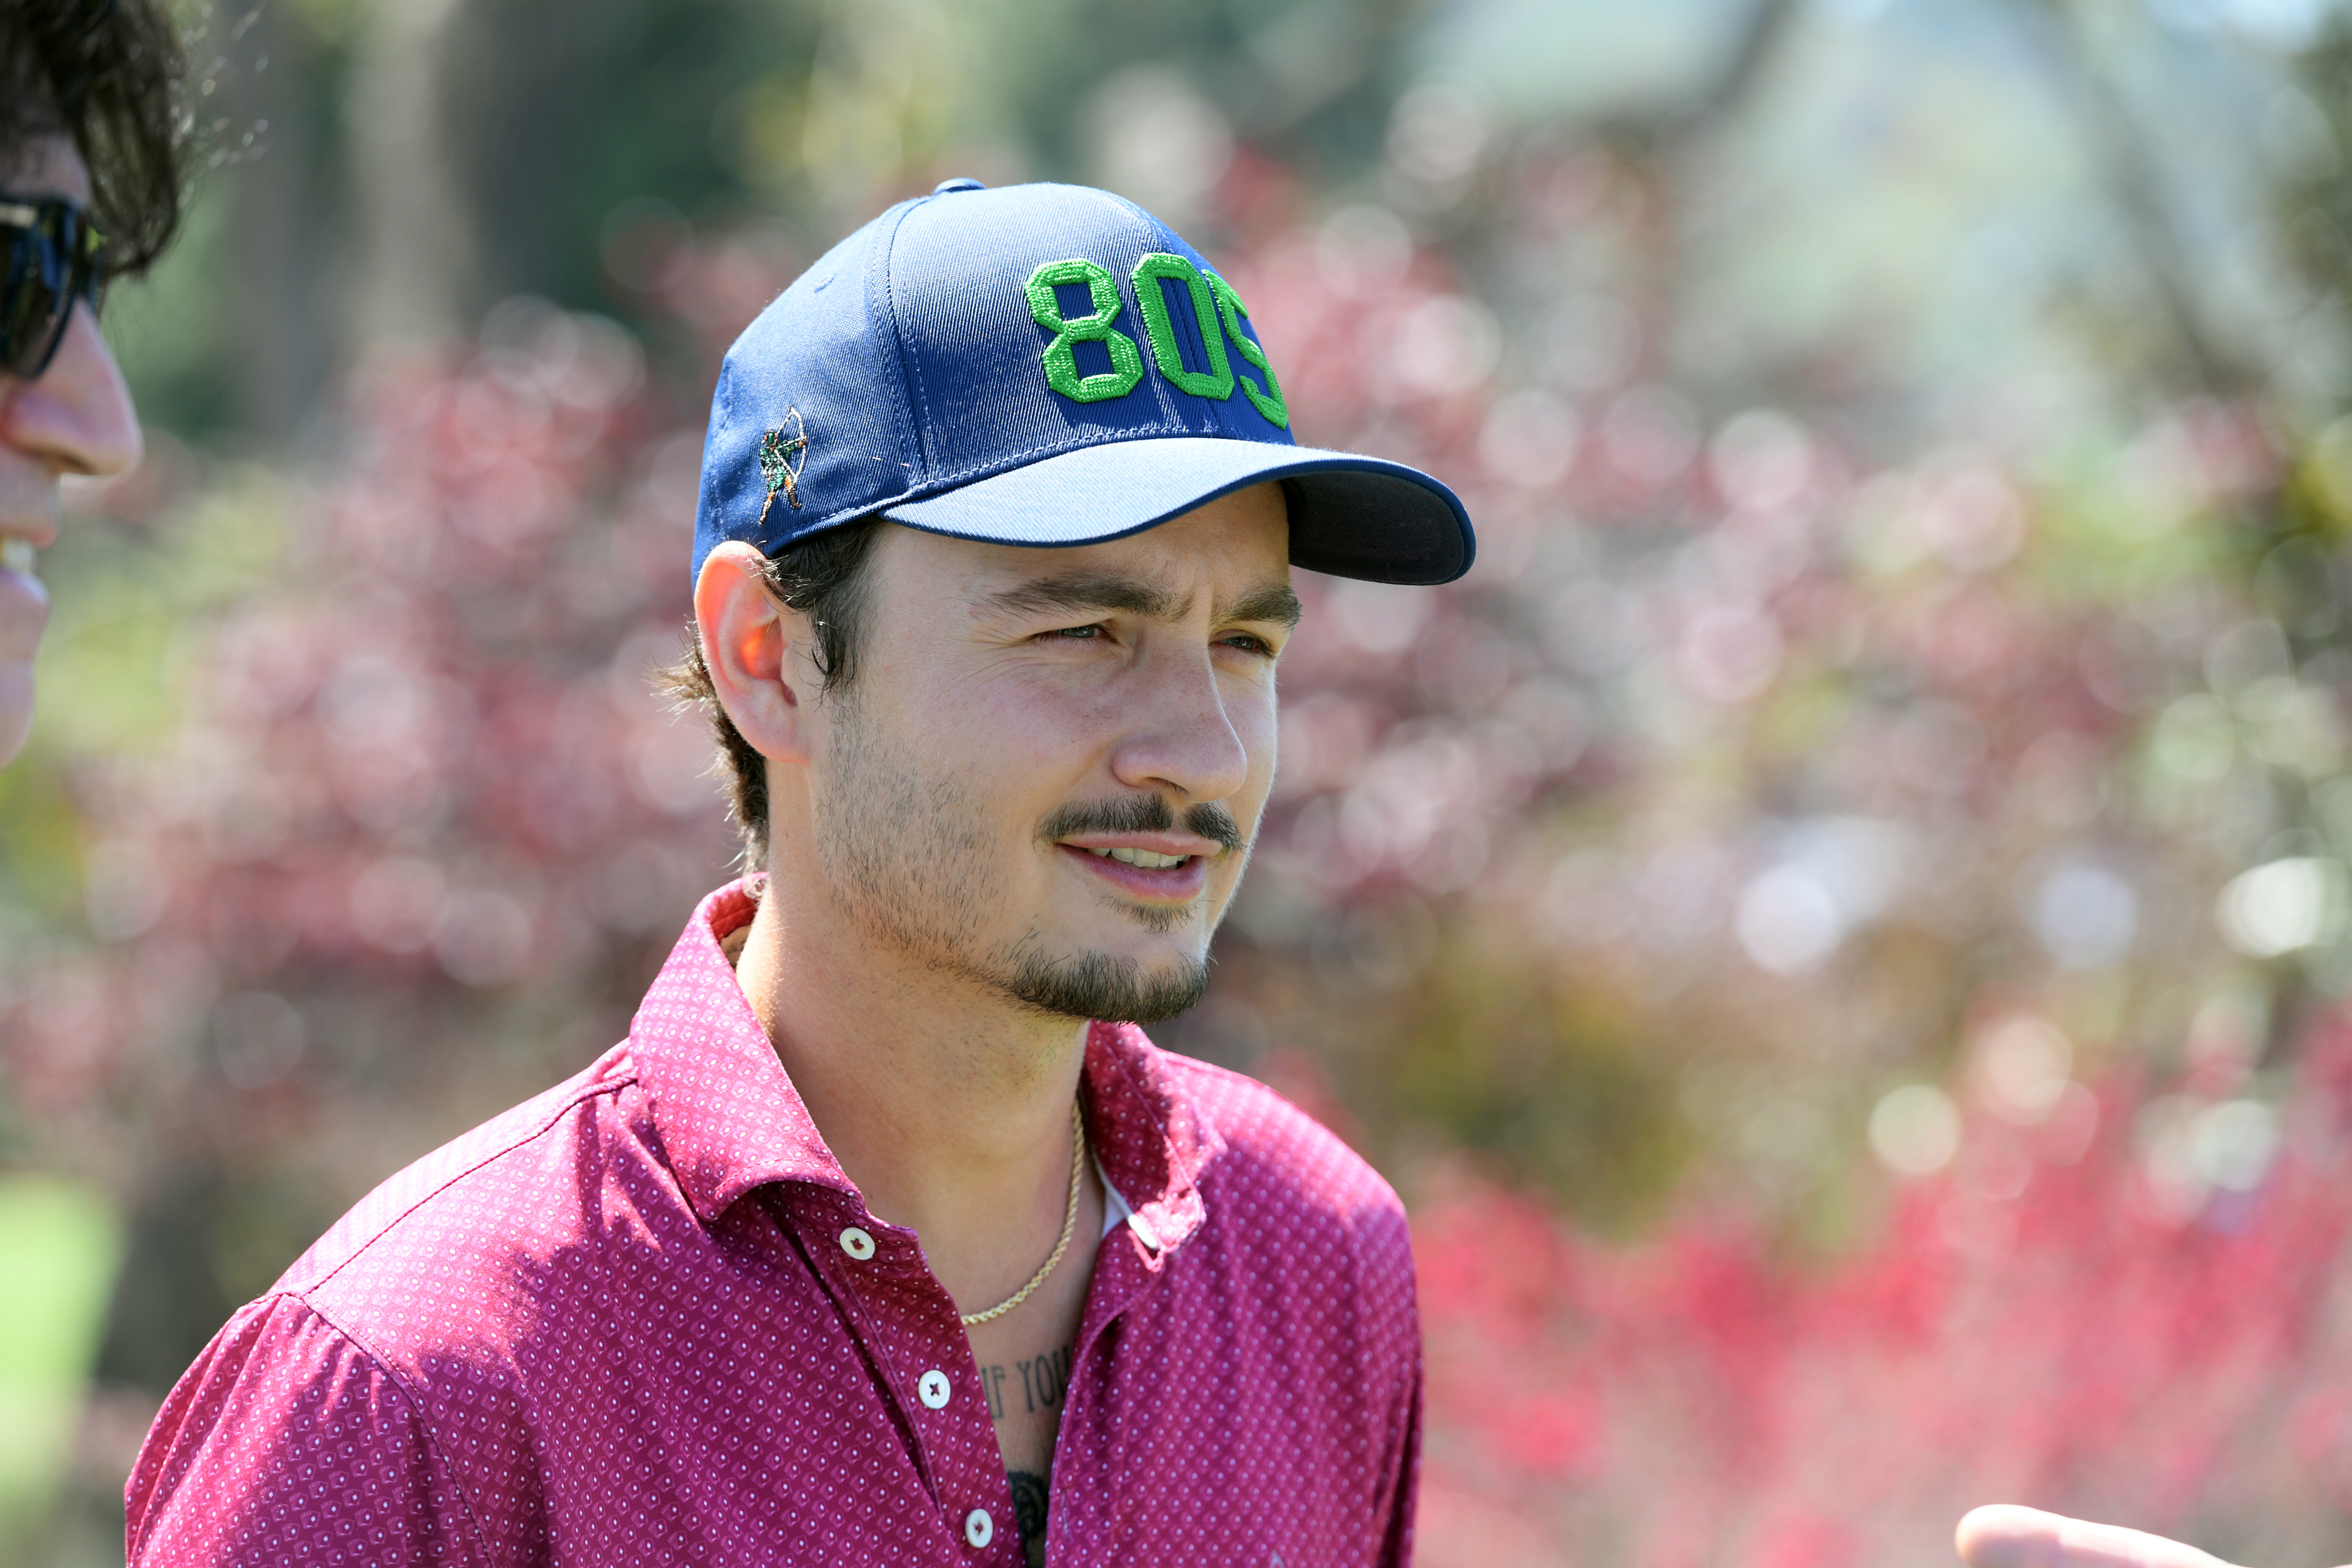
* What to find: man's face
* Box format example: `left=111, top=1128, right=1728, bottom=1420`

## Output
left=803, top=483, right=1296, bottom=1024
left=0, top=130, right=144, bottom=766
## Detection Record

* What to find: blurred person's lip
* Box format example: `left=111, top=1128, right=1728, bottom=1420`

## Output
left=0, top=507, right=58, bottom=555
left=0, top=471, right=62, bottom=562
left=0, top=557, right=49, bottom=662
left=0, top=468, right=54, bottom=657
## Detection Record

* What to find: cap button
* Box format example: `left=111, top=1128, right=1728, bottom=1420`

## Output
left=931, top=177, right=986, bottom=194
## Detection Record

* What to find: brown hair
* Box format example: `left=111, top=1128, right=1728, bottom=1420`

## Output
left=0, top=0, right=189, bottom=276
left=656, top=519, right=886, bottom=872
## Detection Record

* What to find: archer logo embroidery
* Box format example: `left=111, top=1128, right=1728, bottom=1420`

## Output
left=757, top=410, right=809, bottom=523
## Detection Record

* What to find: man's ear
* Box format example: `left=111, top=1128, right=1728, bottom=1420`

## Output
left=694, top=542, right=817, bottom=766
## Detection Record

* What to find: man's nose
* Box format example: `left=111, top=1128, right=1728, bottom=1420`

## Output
left=1, top=299, right=143, bottom=480
left=1107, top=649, right=1254, bottom=805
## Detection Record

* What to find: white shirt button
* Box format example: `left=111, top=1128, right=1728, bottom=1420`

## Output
left=918, top=1369, right=952, bottom=1408
left=838, top=1226, right=875, bottom=1260
left=964, top=1508, right=994, bottom=1548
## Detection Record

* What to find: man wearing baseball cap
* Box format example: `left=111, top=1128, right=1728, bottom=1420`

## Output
left=128, top=179, right=1469, bottom=1566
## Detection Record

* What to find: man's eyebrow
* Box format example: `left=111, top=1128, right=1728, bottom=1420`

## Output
left=1221, top=582, right=1303, bottom=629
left=976, top=574, right=1301, bottom=629
left=979, top=575, right=1188, bottom=621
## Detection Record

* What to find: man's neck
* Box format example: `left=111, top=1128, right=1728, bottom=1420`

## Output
left=730, top=869, right=1096, bottom=1313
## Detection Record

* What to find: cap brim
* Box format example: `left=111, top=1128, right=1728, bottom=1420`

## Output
left=879, top=436, right=1475, bottom=585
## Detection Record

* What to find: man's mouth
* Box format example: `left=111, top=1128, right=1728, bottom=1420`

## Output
left=1077, top=846, right=1192, bottom=869
left=1042, top=798, right=1242, bottom=903
left=1054, top=838, right=1216, bottom=901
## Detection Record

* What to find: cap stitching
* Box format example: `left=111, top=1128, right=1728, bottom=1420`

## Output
left=919, top=420, right=1265, bottom=493
left=869, top=196, right=930, bottom=490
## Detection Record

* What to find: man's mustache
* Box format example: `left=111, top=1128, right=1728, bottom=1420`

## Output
left=1040, top=795, right=1246, bottom=856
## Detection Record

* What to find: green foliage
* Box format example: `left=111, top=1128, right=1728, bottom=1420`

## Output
left=0, top=1181, right=122, bottom=1540
left=1386, top=934, right=1693, bottom=1237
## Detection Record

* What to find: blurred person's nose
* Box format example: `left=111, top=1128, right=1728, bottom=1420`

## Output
left=2, top=299, right=142, bottom=490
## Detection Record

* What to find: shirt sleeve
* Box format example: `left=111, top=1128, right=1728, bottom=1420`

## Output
left=1375, top=1257, right=1426, bottom=1568
left=126, top=1293, right=486, bottom=1567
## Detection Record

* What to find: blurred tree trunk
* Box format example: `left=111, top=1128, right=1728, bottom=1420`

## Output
left=347, top=0, right=476, bottom=347
left=1595, top=0, right=1803, bottom=389
left=227, top=4, right=339, bottom=439
left=2006, top=0, right=2260, bottom=400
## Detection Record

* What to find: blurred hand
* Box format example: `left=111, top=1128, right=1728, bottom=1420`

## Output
left=1958, top=1506, right=2246, bottom=1568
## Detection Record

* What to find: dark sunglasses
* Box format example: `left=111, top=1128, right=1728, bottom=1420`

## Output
left=0, top=193, right=108, bottom=381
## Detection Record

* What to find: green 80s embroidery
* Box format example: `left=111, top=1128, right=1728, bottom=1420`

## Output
left=1025, top=253, right=1287, bottom=429
left=1208, top=272, right=1287, bottom=429
left=1130, top=253, right=1233, bottom=400
left=1025, top=259, right=1144, bottom=403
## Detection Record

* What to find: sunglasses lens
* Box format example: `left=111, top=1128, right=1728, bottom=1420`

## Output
left=0, top=209, right=74, bottom=378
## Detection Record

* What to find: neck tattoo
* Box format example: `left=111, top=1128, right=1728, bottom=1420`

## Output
left=961, top=1100, right=1086, bottom=1327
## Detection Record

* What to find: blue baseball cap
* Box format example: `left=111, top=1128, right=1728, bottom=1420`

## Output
left=691, top=180, right=1475, bottom=589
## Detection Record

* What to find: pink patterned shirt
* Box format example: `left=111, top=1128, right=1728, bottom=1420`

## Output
left=125, top=881, right=1422, bottom=1566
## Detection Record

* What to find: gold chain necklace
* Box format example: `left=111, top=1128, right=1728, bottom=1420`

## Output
left=960, top=1100, right=1086, bottom=1327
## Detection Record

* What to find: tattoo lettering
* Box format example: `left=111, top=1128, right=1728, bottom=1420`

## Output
left=980, top=1342, right=1075, bottom=1421
left=1018, top=1345, right=1073, bottom=1414
left=980, top=1362, right=1010, bottom=1422
left=1008, top=1469, right=1049, bottom=1568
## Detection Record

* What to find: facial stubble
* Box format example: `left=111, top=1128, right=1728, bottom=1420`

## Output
left=811, top=690, right=1224, bottom=1024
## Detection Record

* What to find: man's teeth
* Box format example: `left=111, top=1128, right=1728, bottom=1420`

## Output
left=1084, top=846, right=1189, bottom=869
left=0, top=540, right=32, bottom=575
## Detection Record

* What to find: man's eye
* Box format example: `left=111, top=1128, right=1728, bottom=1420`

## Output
left=1220, top=633, right=1275, bottom=656
left=1045, top=624, right=1103, bottom=640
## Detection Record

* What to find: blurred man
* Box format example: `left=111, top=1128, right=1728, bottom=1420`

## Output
left=0, top=0, right=183, bottom=766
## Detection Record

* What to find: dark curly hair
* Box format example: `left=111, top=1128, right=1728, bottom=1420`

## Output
left=0, top=0, right=188, bottom=276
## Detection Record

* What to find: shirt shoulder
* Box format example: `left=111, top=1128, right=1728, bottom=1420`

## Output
left=128, top=1043, right=668, bottom=1565
left=128, top=1293, right=486, bottom=1565
left=263, top=1036, right=689, bottom=1425
left=273, top=1039, right=642, bottom=1305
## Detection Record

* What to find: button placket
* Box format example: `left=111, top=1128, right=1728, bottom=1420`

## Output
left=773, top=1193, right=960, bottom=1498
left=791, top=1192, right=1029, bottom=1560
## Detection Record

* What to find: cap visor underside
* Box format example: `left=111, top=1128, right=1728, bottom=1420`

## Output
left=878, top=436, right=1475, bottom=586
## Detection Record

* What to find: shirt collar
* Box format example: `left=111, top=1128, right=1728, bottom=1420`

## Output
left=630, top=879, right=1224, bottom=1255
left=1081, top=1019, right=1221, bottom=1256
left=630, top=879, right=852, bottom=1219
